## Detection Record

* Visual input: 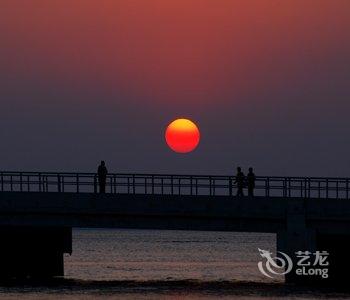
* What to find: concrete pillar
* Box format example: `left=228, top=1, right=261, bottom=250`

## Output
left=316, top=234, right=350, bottom=285
left=277, top=199, right=350, bottom=285
left=277, top=199, right=317, bottom=284
left=0, top=226, right=72, bottom=279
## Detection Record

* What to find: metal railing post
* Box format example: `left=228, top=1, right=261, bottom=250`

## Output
left=190, top=176, right=193, bottom=196
left=57, top=174, right=61, bottom=193
left=94, top=175, right=97, bottom=193
left=76, top=174, right=79, bottom=193
left=213, top=178, right=216, bottom=196
left=38, top=173, right=42, bottom=192
left=266, top=178, right=269, bottom=197
left=152, top=175, right=154, bottom=194
left=229, top=176, right=233, bottom=196
left=171, top=175, right=174, bottom=195
left=20, top=172, right=23, bottom=192
left=45, top=175, right=48, bottom=192
left=300, top=180, right=303, bottom=198
left=288, top=178, right=291, bottom=197
left=209, top=176, right=212, bottom=196
left=336, top=180, right=339, bottom=199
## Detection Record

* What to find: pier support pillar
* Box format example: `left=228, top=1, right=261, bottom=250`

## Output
left=316, top=234, right=350, bottom=285
left=277, top=199, right=317, bottom=284
left=0, top=226, right=72, bottom=279
left=277, top=199, right=350, bottom=285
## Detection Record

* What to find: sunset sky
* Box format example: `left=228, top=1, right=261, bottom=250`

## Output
left=0, top=0, right=350, bottom=176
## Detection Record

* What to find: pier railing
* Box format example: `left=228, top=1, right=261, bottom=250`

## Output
left=0, top=171, right=349, bottom=199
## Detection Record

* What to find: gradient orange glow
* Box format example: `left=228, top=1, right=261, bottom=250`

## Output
left=165, top=119, right=200, bottom=153
left=1, top=0, right=349, bottom=110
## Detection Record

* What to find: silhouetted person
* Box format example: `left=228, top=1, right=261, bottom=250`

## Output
left=98, top=161, right=108, bottom=193
left=247, top=167, right=256, bottom=197
left=234, top=167, right=245, bottom=197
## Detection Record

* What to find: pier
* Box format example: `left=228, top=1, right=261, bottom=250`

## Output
left=1, top=171, right=350, bottom=284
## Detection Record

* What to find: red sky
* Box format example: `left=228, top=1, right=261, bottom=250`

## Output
left=2, top=0, right=349, bottom=106
left=0, top=1, right=350, bottom=175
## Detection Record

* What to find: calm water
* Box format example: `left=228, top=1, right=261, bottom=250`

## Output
left=66, top=229, right=277, bottom=282
left=0, top=229, right=349, bottom=299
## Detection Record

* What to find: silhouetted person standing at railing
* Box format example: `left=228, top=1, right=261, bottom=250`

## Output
left=247, top=167, right=256, bottom=197
left=98, top=161, right=108, bottom=193
left=234, top=167, right=245, bottom=197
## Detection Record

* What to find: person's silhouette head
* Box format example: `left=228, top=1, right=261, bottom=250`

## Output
left=101, top=161, right=105, bottom=166
left=237, top=167, right=241, bottom=173
left=249, top=167, right=253, bottom=173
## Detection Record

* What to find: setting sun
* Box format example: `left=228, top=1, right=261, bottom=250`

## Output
left=165, top=118, right=200, bottom=153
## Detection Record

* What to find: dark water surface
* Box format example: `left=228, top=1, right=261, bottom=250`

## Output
left=0, top=229, right=349, bottom=299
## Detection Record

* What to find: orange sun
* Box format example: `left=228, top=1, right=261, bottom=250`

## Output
left=165, top=118, right=200, bottom=153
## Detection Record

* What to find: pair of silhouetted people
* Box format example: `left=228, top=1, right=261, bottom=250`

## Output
left=97, top=161, right=108, bottom=193
left=234, top=167, right=256, bottom=197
